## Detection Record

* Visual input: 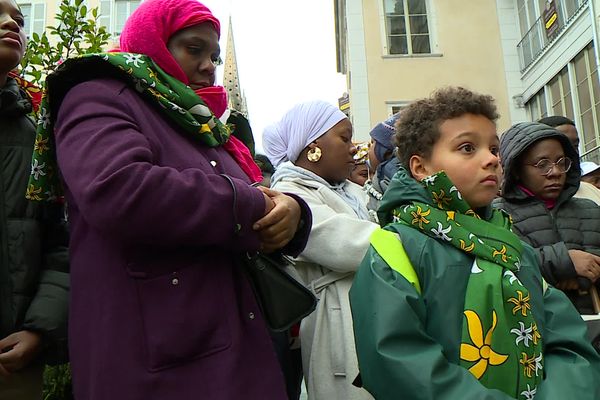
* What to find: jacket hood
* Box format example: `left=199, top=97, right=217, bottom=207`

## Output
left=377, top=167, right=494, bottom=226
left=499, top=122, right=580, bottom=202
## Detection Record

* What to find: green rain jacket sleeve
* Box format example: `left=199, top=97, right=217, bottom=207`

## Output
left=534, top=286, right=600, bottom=399
left=349, top=245, right=513, bottom=400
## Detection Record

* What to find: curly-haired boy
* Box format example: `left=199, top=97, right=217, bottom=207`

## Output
left=350, top=87, right=600, bottom=399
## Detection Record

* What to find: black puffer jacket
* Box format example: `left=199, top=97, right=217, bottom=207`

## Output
left=494, top=122, right=600, bottom=312
left=0, top=77, right=69, bottom=363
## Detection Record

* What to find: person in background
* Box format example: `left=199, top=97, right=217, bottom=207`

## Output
left=364, top=114, right=401, bottom=221
left=255, top=153, right=275, bottom=187
left=0, top=1, right=69, bottom=398
left=538, top=115, right=579, bottom=150
left=349, top=141, right=370, bottom=186
left=351, top=87, right=600, bottom=400
left=264, top=100, right=377, bottom=400
left=494, top=122, right=600, bottom=314
left=581, top=161, right=600, bottom=190
left=537, top=115, right=600, bottom=204
left=29, top=0, right=311, bottom=398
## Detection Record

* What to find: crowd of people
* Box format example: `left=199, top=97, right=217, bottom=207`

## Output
left=1, top=0, right=600, bottom=399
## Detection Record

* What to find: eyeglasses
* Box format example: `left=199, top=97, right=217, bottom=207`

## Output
left=526, top=157, right=572, bottom=176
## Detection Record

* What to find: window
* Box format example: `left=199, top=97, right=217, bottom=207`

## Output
left=526, top=88, right=548, bottom=121
left=573, top=44, right=600, bottom=153
left=19, top=2, right=45, bottom=38
left=114, top=0, right=140, bottom=35
left=98, top=0, right=140, bottom=36
left=527, top=44, right=600, bottom=161
left=387, top=102, right=408, bottom=115
left=383, top=0, right=430, bottom=55
left=548, top=67, right=574, bottom=119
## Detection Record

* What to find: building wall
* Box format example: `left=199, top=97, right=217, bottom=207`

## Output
left=16, top=0, right=133, bottom=47
left=346, top=0, right=514, bottom=140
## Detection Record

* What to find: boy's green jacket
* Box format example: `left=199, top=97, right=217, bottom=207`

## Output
left=349, top=169, right=600, bottom=400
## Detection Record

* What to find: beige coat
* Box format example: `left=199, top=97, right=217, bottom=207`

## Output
left=272, top=166, right=377, bottom=400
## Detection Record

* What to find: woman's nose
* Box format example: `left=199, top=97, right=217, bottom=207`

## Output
left=0, top=15, right=20, bottom=31
left=199, top=58, right=216, bottom=74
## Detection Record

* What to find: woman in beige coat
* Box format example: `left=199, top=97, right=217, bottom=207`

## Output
left=263, top=101, right=377, bottom=400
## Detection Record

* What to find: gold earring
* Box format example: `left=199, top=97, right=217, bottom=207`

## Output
left=307, top=147, right=322, bottom=162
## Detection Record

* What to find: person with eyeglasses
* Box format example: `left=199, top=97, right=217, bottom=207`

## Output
left=494, top=122, right=600, bottom=314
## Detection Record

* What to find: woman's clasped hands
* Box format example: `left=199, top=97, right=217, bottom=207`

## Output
left=254, top=187, right=302, bottom=253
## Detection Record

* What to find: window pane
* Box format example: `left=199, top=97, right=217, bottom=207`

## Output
left=592, top=70, right=600, bottom=107
left=574, top=52, right=587, bottom=84
left=527, top=0, right=537, bottom=25
left=388, top=16, right=406, bottom=34
left=560, top=67, right=570, bottom=93
left=581, top=110, right=596, bottom=150
left=564, top=0, right=578, bottom=17
left=384, top=0, right=401, bottom=13
left=407, top=0, right=426, bottom=14
left=539, top=89, right=548, bottom=117
left=114, top=2, right=128, bottom=34
left=409, top=15, right=428, bottom=34
left=21, top=4, right=31, bottom=36
left=32, top=3, right=45, bottom=35
left=518, top=1, right=529, bottom=36
left=578, top=79, right=592, bottom=113
left=549, top=76, right=560, bottom=105
left=389, top=35, right=408, bottom=54
left=411, top=35, right=430, bottom=54
left=564, top=92, right=574, bottom=119
left=394, top=0, right=405, bottom=14
left=528, top=96, right=540, bottom=120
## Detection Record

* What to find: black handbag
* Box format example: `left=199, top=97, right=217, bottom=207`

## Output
left=220, top=174, right=317, bottom=332
left=242, top=252, right=317, bottom=331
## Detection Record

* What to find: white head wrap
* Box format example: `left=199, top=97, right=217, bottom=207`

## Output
left=263, top=101, right=348, bottom=167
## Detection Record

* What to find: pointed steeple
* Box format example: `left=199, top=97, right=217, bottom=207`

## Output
left=224, top=16, right=248, bottom=118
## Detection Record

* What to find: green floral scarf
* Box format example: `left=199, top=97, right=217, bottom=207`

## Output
left=393, top=171, right=543, bottom=399
left=27, top=52, right=231, bottom=202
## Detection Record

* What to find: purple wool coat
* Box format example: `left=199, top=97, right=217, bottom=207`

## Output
left=54, top=78, right=301, bottom=400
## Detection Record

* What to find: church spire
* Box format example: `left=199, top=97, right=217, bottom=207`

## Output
left=223, top=16, right=248, bottom=118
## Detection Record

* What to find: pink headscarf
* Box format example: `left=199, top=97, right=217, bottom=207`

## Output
left=120, top=0, right=220, bottom=84
left=119, top=0, right=262, bottom=183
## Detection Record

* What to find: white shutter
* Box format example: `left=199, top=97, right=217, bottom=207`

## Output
left=32, top=3, right=46, bottom=35
left=98, top=0, right=112, bottom=31
left=20, top=3, right=32, bottom=37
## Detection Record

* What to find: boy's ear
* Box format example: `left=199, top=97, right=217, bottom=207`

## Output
left=409, top=155, right=429, bottom=181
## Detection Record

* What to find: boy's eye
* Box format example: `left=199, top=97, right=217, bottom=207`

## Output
left=490, top=146, right=499, bottom=156
left=211, top=55, right=223, bottom=66
left=459, top=143, right=475, bottom=153
left=14, top=16, right=25, bottom=27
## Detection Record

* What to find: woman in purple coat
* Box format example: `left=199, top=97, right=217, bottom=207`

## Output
left=26, top=0, right=310, bottom=398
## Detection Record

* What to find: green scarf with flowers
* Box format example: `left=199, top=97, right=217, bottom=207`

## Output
left=393, top=171, right=543, bottom=399
left=26, top=52, right=231, bottom=202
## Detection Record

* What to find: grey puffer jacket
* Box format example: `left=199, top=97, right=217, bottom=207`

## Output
left=0, top=77, right=69, bottom=363
left=494, top=122, right=600, bottom=312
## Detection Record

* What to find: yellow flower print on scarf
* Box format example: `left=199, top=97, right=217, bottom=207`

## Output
left=34, top=134, right=49, bottom=155
left=460, top=310, right=509, bottom=379
left=520, top=352, right=543, bottom=378
left=507, top=290, right=531, bottom=317
left=410, top=205, right=431, bottom=229
left=25, top=184, right=43, bottom=201
left=432, top=189, right=452, bottom=209
left=492, top=245, right=510, bottom=263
